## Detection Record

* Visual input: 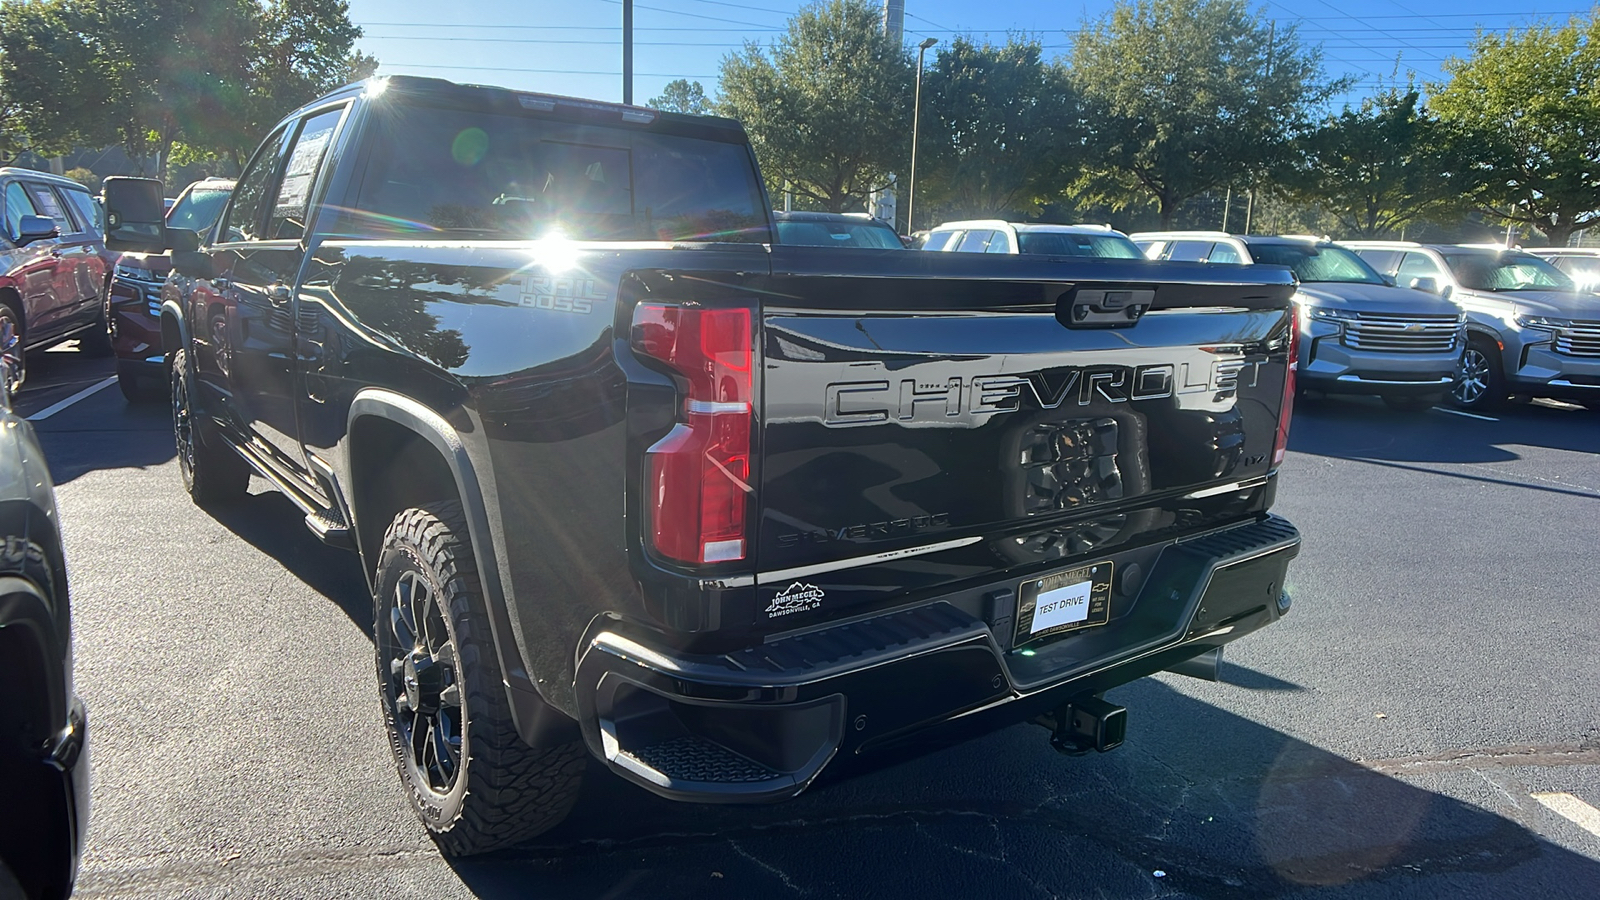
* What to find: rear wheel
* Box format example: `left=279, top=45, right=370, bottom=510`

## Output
left=1451, top=341, right=1505, bottom=410
left=170, top=348, right=250, bottom=506
left=374, top=503, right=585, bottom=856
left=0, top=303, right=26, bottom=395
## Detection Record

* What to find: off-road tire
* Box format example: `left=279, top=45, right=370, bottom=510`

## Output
left=374, top=503, right=585, bottom=856
left=169, top=348, right=250, bottom=506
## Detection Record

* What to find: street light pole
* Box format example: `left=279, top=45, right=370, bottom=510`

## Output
left=622, top=0, right=634, bottom=104
left=906, top=37, right=937, bottom=235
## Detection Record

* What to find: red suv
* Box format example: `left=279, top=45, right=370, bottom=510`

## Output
left=107, top=177, right=234, bottom=401
left=0, top=168, right=112, bottom=391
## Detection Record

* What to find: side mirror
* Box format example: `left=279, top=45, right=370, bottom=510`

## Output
left=168, top=228, right=201, bottom=253
left=102, top=176, right=168, bottom=252
left=1408, top=276, right=1441, bottom=295
left=170, top=250, right=215, bottom=280
left=16, top=215, right=58, bottom=246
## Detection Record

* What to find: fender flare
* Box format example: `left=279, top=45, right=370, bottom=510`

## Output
left=346, top=389, right=576, bottom=746
left=158, top=298, right=189, bottom=355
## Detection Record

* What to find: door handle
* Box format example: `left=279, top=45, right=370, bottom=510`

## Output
left=267, top=283, right=292, bottom=306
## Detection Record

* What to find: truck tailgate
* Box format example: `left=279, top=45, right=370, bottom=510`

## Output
left=753, top=250, right=1296, bottom=624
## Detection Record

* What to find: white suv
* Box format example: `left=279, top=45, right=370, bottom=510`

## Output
left=921, top=220, right=1143, bottom=258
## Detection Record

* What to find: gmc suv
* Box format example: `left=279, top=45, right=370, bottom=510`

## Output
left=103, top=75, right=1304, bottom=854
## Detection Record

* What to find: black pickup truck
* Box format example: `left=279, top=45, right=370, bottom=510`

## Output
left=103, top=75, right=1303, bottom=855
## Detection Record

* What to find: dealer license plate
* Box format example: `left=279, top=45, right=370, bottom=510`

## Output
left=1014, top=561, right=1114, bottom=647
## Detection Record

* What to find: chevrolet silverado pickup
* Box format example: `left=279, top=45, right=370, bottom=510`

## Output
left=102, top=75, right=1303, bottom=855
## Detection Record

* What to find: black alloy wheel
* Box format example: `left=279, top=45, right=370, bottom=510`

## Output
left=374, top=503, right=585, bottom=856
left=169, top=348, right=249, bottom=505
left=383, top=567, right=465, bottom=796
left=1452, top=341, right=1504, bottom=410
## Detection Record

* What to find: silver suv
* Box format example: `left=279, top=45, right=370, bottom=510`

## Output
left=1346, top=242, right=1600, bottom=410
left=1133, top=232, right=1464, bottom=409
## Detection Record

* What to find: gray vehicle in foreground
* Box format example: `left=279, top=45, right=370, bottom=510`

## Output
left=1134, top=233, right=1465, bottom=409
left=1346, top=242, right=1600, bottom=410
left=0, top=350, right=87, bottom=900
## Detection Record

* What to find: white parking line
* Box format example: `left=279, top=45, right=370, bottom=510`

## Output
left=1532, top=792, right=1600, bottom=838
left=25, top=376, right=117, bottom=421
left=1433, top=407, right=1498, bottom=422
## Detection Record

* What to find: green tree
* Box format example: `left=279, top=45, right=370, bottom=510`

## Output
left=1286, top=89, right=1465, bottom=238
left=1431, top=15, right=1600, bottom=247
left=916, top=37, right=1079, bottom=223
left=718, top=0, right=912, bottom=212
left=0, top=0, right=117, bottom=158
left=1070, top=0, right=1337, bottom=228
left=647, top=79, right=712, bottom=115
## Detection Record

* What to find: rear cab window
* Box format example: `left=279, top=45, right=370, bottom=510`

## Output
left=342, top=101, right=770, bottom=242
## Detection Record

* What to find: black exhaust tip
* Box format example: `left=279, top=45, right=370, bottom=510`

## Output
left=1043, top=695, right=1127, bottom=756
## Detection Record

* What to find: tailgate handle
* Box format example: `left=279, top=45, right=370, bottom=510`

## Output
left=1061, top=286, right=1154, bottom=328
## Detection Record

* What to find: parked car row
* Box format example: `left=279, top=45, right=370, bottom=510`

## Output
left=775, top=212, right=1599, bottom=413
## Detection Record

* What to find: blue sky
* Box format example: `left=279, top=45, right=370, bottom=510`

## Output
left=346, top=0, right=1588, bottom=108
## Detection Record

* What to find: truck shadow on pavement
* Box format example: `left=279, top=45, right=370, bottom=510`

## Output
left=1291, top=394, right=1600, bottom=470
left=446, top=677, right=1600, bottom=899
left=30, top=393, right=178, bottom=486
left=202, top=487, right=371, bottom=624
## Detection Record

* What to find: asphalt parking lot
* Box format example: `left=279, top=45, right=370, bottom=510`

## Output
left=17, top=346, right=1600, bottom=899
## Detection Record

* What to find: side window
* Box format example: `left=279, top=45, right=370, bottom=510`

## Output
left=4, top=182, right=38, bottom=238
left=270, top=107, right=345, bottom=240
left=986, top=230, right=1013, bottom=253
left=23, top=183, right=73, bottom=233
left=955, top=229, right=995, bottom=253
left=61, top=188, right=104, bottom=235
left=1354, top=249, right=1401, bottom=276
left=1208, top=242, right=1243, bottom=265
left=1136, top=240, right=1164, bottom=259
left=921, top=230, right=954, bottom=251
left=1396, top=252, right=1442, bottom=286
left=221, top=126, right=291, bottom=243
left=1166, top=240, right=1211, bottom=262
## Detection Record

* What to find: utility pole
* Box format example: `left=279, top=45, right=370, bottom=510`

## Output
left=1222, top=186, right=1231, bottom=232
left=907, top=37, right=938, bottom=234
left=622, top=0, right=634, bottom=104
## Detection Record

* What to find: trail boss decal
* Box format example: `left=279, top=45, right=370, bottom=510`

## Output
left=499, top=275, right=606, bottom=313
left=766, top=583, right=825, bottom=618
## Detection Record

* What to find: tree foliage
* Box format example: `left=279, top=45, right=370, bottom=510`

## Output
left=0, top=0, right=371, bottom=177
left=1431, top=15, right=1600, bottom=247
left=915, top=37, right=1078, bottom=224
left=1070, top=0, right=1337, bottom=227
left=1285, top=88, right=1466, bottom=238
left=647, top=79, right=712, bottom=115
left=717, top=0, right=911, bottom=213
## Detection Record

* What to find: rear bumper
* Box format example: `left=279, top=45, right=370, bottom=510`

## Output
left=574, top=515, right=1300, bottom=803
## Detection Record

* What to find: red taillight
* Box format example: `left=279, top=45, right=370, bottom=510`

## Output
left=632, top=304, right=753, bottom=564
left=1273, top=313, right=1299, bottom=467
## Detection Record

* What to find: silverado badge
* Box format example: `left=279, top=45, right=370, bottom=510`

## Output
left=766, top=583, right=825, bottom=618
